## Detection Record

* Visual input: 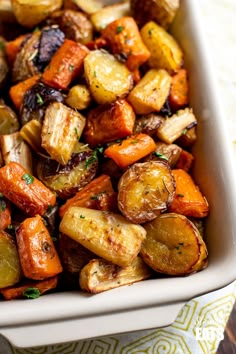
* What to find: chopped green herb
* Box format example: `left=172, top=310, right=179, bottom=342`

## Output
left=116, top=26, right=124, bottom=34
left=177, top=193, right=184, bottom=197
left=182, top=128, right=188, bottom=135
left=80, top=215, right=85, bottom=219
left=36, top=93, right=44, bottom=106
left=0, top=200, right=6, bottom=211
left=47, top=205, right=53, bottom=212
left=153, top=152, right=169, bottom=161
left=0, top=192, right=3, bottom=198
left=90, top=191, right=106, bottom=200
left=131, top=140, right=139, bottom=144
left=85, top=147, right=103, bottom=169
left=94, top=70, right=97, bottom=77
left=23, top=287, right=41, bottom=299
left=148, top=28, right=153, bottom=35
left=7, top=224, right=13, bottom=230
left=33, top=26, right=40, bottom=33
left=69, top=64, right=74, bottom=72
left=96, top=146, right=104, bottom=154
left=22, top=173, right=34, bottom=185
left=175, top=246, right=180, bottom=250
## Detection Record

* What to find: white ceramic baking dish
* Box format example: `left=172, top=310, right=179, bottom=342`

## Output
left=1, top=0, right=236, bottom=348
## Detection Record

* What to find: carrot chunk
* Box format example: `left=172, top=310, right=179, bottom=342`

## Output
left=102, top=17, right=150, bottom=71
left=169, top=169, right=209, bottom=218
left=9, top=74, right=40, bottom=110
left=0, top=162, right=56, bottom=216
left=0, top=276, right=58, bottom=300
left=5, top=34, right=29, bottom=66
left=104, top=133, right=156, bottom=169
left=84, top=99, right=136, bottom=147
left=16, top=215, right=62, bottom=280
left=42, top=39, right=89, bottom=90
left=175, top=149, right=194, bottom=172
left=169, top=69, right=189, bottom=111
left=59, top=174, right=115, bottom=217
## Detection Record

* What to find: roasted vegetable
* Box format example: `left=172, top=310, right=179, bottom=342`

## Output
left=64, top=0, right=103, bottom=14
left=37, top=143, right=98, bottom=199
left=20, top=82, right=64, bottom=126
left=9, top=75, right=40, bottom=111
left=175, top=149, right=194, bottom=172
left=0, top=37, right=9, bottom=89
left=0, top=132, right=33, bottom=173
left=16, top=214, right=62, bottom=280
left=84, top=99, right=135, bottom=147
left=59, top=206, right=146, bottom=267
left=169, top=169, right=209, bottom=218
left=141, top=21, right=183, bottom=73
left=5, top=34, right=29, bottom=66
left=84, top=49, right=133, bottom=105
left=0, top=162, right=56, bottom=216
left=118, top=161, right=175, bottom=224
left=79, top=257, right=152, bottom=294
left=20, top=119, right=43, bottom=154
left=11, top=0, right=63, bottom=28
left=0, top=196, right=11, bottom=230
left=66, top=84, right=92, bottom=111
left=101, top=16, right=150, bottom=71
left=157, top=108, right=197, bottom=144
left=127, top=69, right=172, bottom=114
left=90, top=1, right=130, bottom=32
left=143, top=142, right=182, bottom=168
left=104, top=133, right=156, bottom=169
left=169, top=68, right=189, bottom=111
left=50, top=10, right=93, bottom=45
left=0, top=99, right=19, bottom=134
left=0, top=231, right=21, bottom=288
left=140, top=213, right=208, bottom=275
left=42, top=39, right=89, bottom=90
left=131, top=0, right=179, bottom=29
left=41, top=102, right=86, bottom=165
left=133, top=113, right=163, bottom=136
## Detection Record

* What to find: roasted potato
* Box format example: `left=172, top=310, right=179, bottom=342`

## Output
left=127, top=69, right=171, bottom=114
left=11, top=0, right=63, bottom=28
left=79, top=257, right=152, bottom=294
left=0, top=99, right=19, bottom=134
left=141, top=21, right=183, bottom=73
left=143, top=142, right=182, bottom=168
left=41, top=102, right=86, bottom=165
left=133, top=113, right=163, bottom=136
left=64, top=0, right=103, bottom=14
left=65, top=84, right=92, bottom=111
left=59, top=206, right=146, bottom=267
left=0, top=231, right=22, bottom=288
left=84, top=49, right=133, bottom=105
left=36, top=143, right=98, bottom=199
left=140, top=213, right=208, bottom=275
left=0, top=37, right=8, bottom=89
left=118, top=161, right=176, bottom=224
left=131, top=0, right=179, bottom=29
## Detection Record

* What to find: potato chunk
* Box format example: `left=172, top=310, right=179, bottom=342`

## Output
left=141, top=21, right=183, bottom=73
left=118, top=161, right=175, bottom=224
left=79, top=257, right=152, bottom=294
left=0, top=231, right=21, bottom=289
left=127, top=69, right=171, bottom=114
left=59, top=206, right=146, bottom=267
left=140, top=213, right=208, bottom=275
left=42, top=102, right=86, bottom=165
left=84, top=49, right=133, bottom=105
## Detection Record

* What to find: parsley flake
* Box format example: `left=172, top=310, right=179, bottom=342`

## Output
left=116, top=26, right=124, bottom=34
left=0, top=200, right=6, bottom=211
left=22, top=173, right=34, bottom=185
left=177, top=193, right=184, bottom=198
left=69, top=64, right=74, bottom=72
left=23, top=287, right=41, bottom=299
left=36, top=93, right=44, bottom=106
left=153, top=152, right=169, bottom=161
left=80, top=215, right=85, bottom=219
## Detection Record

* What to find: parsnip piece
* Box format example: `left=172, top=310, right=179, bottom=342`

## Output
left=84, top=50, right=133, bottom=105
left=0, top=231, right=21, bottom=289
left=90, top=1, right=130, bottom=32
left=118, top=161, right=175, bottom=224
left=59, top=206, right=146, bottom=267
left=141, top=21, right=183, bottom=73
left=140, top=213, right=208, bottom=275
left=127, top=69, right=171, bottom=114
left=0, top=132, right=32, bottom=173
left=20, top=119, right=43, bottom=153
left=42, top=102, right=86, bottom=165
left=157, top=108, right=197, bottom=144
left=66, top=84, right=92, bottom=111
left=79, top=257, right=152, bottom=293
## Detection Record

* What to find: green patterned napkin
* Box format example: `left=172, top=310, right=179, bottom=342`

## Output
left=1, top=280, right=235, bottom=354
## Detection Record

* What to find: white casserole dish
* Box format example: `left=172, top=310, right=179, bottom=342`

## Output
left=1, top=0, right=236, bottom=348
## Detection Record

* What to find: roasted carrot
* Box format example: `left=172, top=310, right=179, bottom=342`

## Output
left=59, top=174, right=115, bottom=217
left=169, top=169, right=209, bottom=218
left=16, top=215, right=62, bottom=280
left=95, top=191, right=118, bottom=212
left=176, top=149, right=194, bottom=172
left=42, top=39, right=89, bottom=90
left=84, top=99, right=136, bottom=147
left=132, top=68, right=141, bottom=84
left=104, top=133, right=156, bottom=169
left=0, top=276, right=58, bottom=300
left=102, top=17, right=150, bottom=71
left=0, top=196, right=11, bottom=230
left=169, top=69, right=189, bottom=111
left=86, top=37, right=107, bottom=50
left=5, top=34, right=29, bottom=66
left=9, top=74, right=40, bottom=110
left=0, top=162, right=56, bottom=216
